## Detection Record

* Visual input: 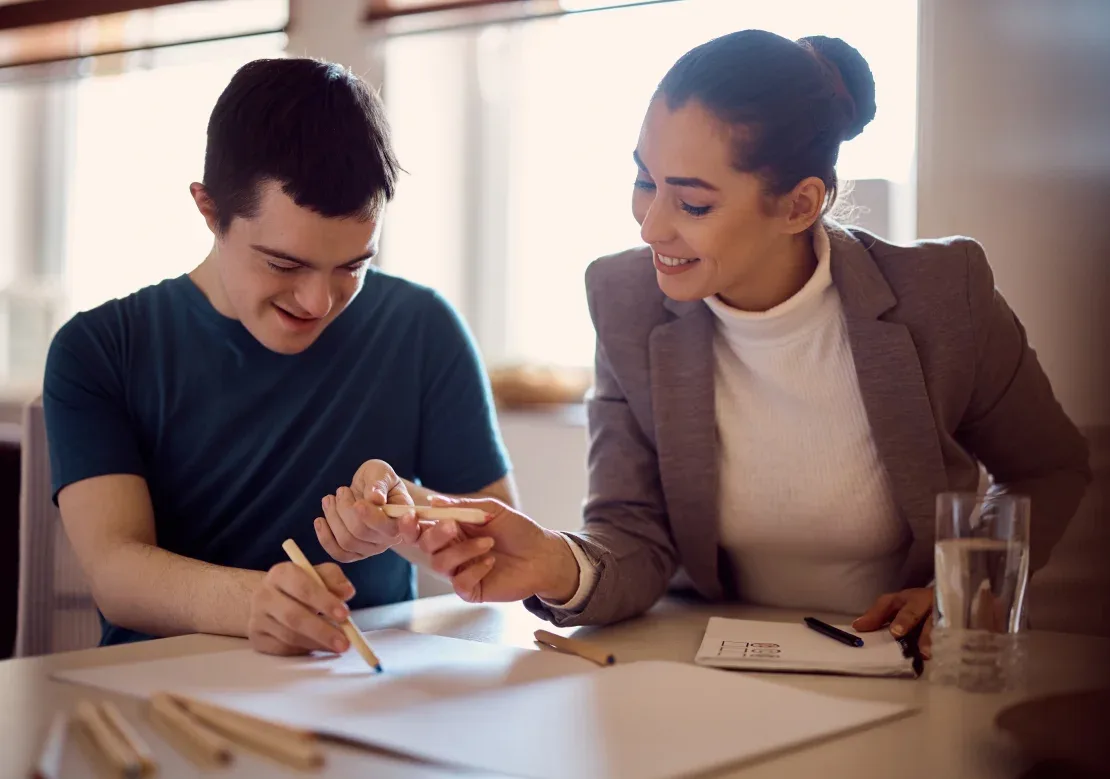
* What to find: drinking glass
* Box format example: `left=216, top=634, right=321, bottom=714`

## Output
left=931, top=492, right=1031, bottom=692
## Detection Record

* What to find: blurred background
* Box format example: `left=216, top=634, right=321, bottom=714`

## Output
left=0, top=0, right=1106, bottom=656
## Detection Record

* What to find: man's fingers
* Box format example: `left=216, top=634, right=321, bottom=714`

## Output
left=920, top=618, right=934, bottom=659
left=334, top=488, right=399, bottom=544
left=452, top=557, right=495, bottom=603
left=263, top=587, right=348, bottom=653
left=260, top=613, right=332, bottom=654
left=315, top=518, right=362, bottom=563
left=431, top=537, right=495, bottom=577
left=852, top=591, right=904, bottom=632
left=324, top=496, right=390, bottom=557
left=270, top=562, right=349, bottom=623
left=889, top=590, right=934, bottom=637
left=315, top=562, right=356, bottom=602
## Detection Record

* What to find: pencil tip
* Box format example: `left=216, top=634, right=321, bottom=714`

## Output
left=374, top=664, right=383, bottom=673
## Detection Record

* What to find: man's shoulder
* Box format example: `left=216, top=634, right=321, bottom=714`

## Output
left=351, top=268, right=466, bottom=333
left=48, top=277, right=188, bottom=369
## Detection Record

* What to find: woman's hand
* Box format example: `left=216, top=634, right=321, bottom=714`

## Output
left=852, top=587, right=934, bottom=659
left=416, top=497, right=581, bottom=604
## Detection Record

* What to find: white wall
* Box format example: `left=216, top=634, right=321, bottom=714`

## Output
left=917, top=0, right=1110, bottom=426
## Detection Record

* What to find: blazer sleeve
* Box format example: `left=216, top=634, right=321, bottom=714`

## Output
left=524, top=276, right=680, bottom=627
left=956, top=241, right=1092, bottom=572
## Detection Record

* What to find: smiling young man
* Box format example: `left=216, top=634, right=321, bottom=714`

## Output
left=43, top=58, right=514, bottom=654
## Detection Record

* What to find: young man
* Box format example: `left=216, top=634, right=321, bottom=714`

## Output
left=44, top=58, right=514, bottom=655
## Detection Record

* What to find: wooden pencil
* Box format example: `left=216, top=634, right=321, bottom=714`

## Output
left=147, top=694, right=233, bottom=769
left=281, top=538, right=383, bottom=671
left=379, top=504, right=488, bottom=524
left=98, top=701, right=158, bottom=776
left=534, top=629, right=616, bottom=667
left=30, top=711, right=68, bottom=779
left=73, top=700, right=143, bottom=779
left=170, top=697, right=323, bottom=771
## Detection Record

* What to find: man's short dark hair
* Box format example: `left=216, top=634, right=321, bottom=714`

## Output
left=203, top=58, right=400, bottom=232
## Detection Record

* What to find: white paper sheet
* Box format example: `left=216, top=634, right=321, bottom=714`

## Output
left=695, top=617, right=917, bottom=677
left=339, top=660, right=913, bottom=779
left=56, top=629, right=913, bottom=779
left=54, top=630, right=595, bottom=727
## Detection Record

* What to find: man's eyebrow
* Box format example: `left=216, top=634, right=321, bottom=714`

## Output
left=251, top=245, right=376, bottom=268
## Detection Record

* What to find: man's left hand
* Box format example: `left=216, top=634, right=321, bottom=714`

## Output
left=315, top=460, right=420, bottom=562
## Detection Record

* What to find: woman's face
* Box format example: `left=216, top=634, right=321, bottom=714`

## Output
left=631, top=97, right=819, bottom=307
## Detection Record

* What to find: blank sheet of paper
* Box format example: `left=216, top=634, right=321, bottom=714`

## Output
left=53, top=629, right=594, bottom=727
left=55, top=630, right=913, bottom=779
left=344, top=660, right=913, bottom=779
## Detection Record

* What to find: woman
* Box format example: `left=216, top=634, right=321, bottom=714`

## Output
left=322, top=30, right=1090, bottom=654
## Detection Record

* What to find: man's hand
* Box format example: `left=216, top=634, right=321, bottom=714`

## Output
left=248, top=561, right=356, bottom=656
left=853, top=587, right=935, bottom=659
left=315, top=460, right=419, bottom=562
left=416, top=497, right=581, bottom=604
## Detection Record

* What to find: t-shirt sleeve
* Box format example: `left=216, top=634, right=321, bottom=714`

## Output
left=414, top=290, right=509, bottom=495
left=43, top=314, right=147, bottom=503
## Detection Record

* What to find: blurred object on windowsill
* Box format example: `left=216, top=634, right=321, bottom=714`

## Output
left=488, top=364, right=590, bottom=409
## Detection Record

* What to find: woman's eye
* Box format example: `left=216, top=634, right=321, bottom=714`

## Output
left=633, top=179, right=657, bottom=192
left=680, top=201, right=712, bottom=217
left=267, top=262, right=298, bottom=273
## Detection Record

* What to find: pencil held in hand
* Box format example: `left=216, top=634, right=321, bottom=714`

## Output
left=281, top=539, right=383, bottom=672
left=379, top=503, right=488, bottom=524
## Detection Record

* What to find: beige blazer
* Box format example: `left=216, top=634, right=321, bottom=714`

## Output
left=526, top=224, right=1091, bottom=627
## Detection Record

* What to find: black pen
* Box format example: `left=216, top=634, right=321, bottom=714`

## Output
left=803, top=617, right=864, bottom=647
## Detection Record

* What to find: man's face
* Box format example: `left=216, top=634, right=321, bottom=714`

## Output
left=196, top=181, right=381, bottom=355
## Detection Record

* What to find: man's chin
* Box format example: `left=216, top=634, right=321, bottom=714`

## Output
left=247, top=322, right=323, bottom=355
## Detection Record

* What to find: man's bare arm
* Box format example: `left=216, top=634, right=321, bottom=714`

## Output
left=58, top=474, right=263, bottom=639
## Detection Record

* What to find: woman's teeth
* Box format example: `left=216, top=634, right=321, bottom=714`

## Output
left=657, top=254, right=698, bottom=267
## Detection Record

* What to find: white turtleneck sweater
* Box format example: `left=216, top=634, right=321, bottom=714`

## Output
left=550, top=225, right=911, bottom=615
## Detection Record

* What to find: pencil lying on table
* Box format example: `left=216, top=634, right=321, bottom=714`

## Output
left=168, top=694, right=323, bottom=771
left=379, top=504, right=488, bottom=524
left=147, top=693, right=233, bottom=769
left=281, top=538, right=383, bottom=671
left=534, top=629, right=616, bottom=667
left=73, top=700, right=148, bottom=779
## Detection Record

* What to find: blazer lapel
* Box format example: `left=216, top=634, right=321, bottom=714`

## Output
left=831, top=227, right=948, bottom=585
left=649, top=298, right=722, bottom=599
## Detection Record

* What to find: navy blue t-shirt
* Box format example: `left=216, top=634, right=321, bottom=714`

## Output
left=43, top=269, right=509, bottom=646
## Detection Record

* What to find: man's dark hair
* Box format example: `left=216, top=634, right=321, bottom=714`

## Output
left=202, top=58, right=400, bottom=232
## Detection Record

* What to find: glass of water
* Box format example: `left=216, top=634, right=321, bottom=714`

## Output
left=931, top=491, right=1031, bottom=692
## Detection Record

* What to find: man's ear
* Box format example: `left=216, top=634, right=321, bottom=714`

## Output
left=190, top=183, right=221, bottom=236
left=782, top=176, right=826, bottom=235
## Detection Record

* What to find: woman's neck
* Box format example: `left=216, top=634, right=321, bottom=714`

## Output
left=717, top=230, right=819, bottom=312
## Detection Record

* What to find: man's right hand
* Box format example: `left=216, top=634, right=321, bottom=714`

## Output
left=248, top=561, right=356, bottom=656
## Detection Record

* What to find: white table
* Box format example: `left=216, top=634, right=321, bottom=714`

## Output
left=6, top=595, right=1109, bottom=778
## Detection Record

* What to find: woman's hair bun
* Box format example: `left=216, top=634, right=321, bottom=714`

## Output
left=798, top=35, right=876, bottom=141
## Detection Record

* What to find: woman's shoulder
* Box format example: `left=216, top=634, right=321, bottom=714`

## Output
left=834, top=224, right=990, bottom=279
left=583, top=245, right=670, bottom=327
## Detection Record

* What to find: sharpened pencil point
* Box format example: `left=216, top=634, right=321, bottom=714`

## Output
left=374, top=664, right=383, bottom=673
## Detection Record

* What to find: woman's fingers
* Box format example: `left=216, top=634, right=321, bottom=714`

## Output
left=889, top=589, right=934, bottom=637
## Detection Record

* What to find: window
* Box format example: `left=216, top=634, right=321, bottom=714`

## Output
left=0, top=0, right=287, bottom=389
left=381, top=0, right=919, bottom=368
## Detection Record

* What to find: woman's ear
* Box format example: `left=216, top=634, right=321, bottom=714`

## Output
left=782, top=176, right=826, bottom=235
